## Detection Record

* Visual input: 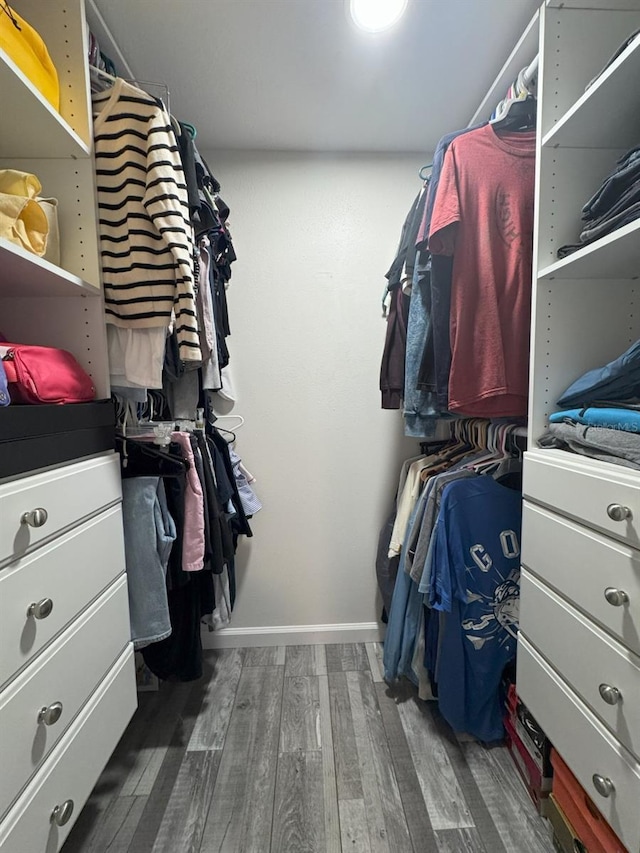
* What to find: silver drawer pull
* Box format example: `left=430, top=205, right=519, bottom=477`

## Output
left=599, top=684, right=622, bottom=706
left=21, top=507, right=49, bottom=528
left=27, top=598, right=53, bottom=620
left=607, top=504, right=632, bottom=522
left=38, top=702, right=63, bottom=726
left=50, top=799, right=74, bottom=827
left=592, top=774, right=615, bottom=798
left=604, top=587, right=629, bottom=607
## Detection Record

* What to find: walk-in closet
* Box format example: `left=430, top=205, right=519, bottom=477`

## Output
left=2, top=0, right=639, bottom=851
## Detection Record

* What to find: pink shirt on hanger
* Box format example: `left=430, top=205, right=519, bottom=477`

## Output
left=172, top=431, right=205, bottom=572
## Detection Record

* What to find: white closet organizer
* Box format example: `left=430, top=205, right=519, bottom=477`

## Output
left=519, top=1, right=640, bottom=851
left=0, top=2, right=136, bottom=850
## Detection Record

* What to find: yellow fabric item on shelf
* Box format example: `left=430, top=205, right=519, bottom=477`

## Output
left=0, top=168, right=41, bottom=198
left=0, top=192, right=49, bottom=256
left=0, top=3, right=60, bottom=111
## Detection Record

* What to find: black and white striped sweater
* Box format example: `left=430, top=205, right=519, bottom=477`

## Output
left=93, top=79, right=201, bottom=363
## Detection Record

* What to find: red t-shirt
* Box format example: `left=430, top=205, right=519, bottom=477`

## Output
left=428, top=124, right=536, bottom=417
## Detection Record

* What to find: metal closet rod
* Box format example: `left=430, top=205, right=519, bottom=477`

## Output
left=523, top=55, right=539, bottom=89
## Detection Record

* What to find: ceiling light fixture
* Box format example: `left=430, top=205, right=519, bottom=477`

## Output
left=349, top=0, right=408, bottom=33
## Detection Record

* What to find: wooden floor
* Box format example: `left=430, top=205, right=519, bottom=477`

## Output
left=62, top=643, right=554, bottom=853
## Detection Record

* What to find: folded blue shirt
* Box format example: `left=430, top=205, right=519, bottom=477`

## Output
left=550, top=407, right=640, bottom=432
left=557, top=339, right=640, bottom=408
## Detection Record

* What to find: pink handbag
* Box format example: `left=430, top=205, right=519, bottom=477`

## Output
left=0, top=343, right=96, bottom=404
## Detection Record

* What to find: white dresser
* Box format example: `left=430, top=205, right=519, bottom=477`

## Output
left=0, top=453, right=136, bottom=852
left=518, top=1, right=640, bottom=850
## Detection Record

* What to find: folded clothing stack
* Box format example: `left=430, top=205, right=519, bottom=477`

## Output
left=540, top=338, right=640, bottom=468
left=558, top=144, right=640, bottom=259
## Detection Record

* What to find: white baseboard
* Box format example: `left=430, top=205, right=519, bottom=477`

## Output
left=201, top=621, right=385, bottom=649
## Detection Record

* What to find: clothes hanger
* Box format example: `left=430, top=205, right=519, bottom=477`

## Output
left=181, top=121, right=197, bottom=140
left=491, top=94, right=536, bottom=132
left=89, top=65, right=172, bottom=113
left=419, top=164, right=432, bottom=181
left=115, top=434, right=189, bottom=478
left=212, top=414, right=245, bottom=430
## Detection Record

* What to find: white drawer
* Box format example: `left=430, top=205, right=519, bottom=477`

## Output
left=0, top=505, right=127, bottom=688
left=0, top=576, right=130, bottom=821
left=521, top=570, right=640, bottom=761
left=524, top=449, right=640, bottom=549
left=522, top=501, right=640, bottom=655
left=0, top=646, right=136, bottom=853
left=517, top=634, right=640, bottom=853
left=0, top=453, right=122, bottom=567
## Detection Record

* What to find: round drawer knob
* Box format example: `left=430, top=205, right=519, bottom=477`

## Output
left=599, top=684, right=622, bottom=706
left=21, top=507, right=49, bottom=528
left=50, top=799, right=74, bottom=827
left=592, top=774, right=615, bottom=798
left=604, top=586, right=629, bottom=607
left=38, top=702, right=63, bottom=726
left=607, top=504, right=632, bottom=522
left=604, top=587, right=629, bottom=607
left=27, top=598, right=54, bottom=620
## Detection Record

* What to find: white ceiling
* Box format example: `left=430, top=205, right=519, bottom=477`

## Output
left=93, top=0, right=540, bottom=154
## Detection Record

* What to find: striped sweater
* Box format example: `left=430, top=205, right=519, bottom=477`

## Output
left=93, top=79, right=201, bottom=363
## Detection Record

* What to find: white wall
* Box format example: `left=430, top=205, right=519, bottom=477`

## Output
left=203, top=150, right=425, bottom=643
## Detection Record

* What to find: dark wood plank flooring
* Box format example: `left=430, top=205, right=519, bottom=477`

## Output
left=61, top=643, right=554, bottom=853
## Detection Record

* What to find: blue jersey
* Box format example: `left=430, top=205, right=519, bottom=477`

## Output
left=429, top=476, right=521, bottom=742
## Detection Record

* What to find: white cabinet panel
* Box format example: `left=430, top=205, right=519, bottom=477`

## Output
left=517, top=635, right=640, bottom=853
left=522, top=502, right=640, bottom=655
left=0, top=647, right=136, bottom=853
left=521, top=570, right=640, bottom=760
left=0, top=505, right=126, bottom=687
left=0, top=454, right=122, bottom=566
left=0, top=577, right=130, bottom=820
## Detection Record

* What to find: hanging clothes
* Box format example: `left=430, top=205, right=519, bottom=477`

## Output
left=416, top=123, right=486, bottom=411
left=116, top=424, right=259, bottom=682
left=379, top=191, right=421, bottom=408
left=382, top=421, right=524, bottom=741
left=121, top=477, right=175, bottom=649
left=429, top=125, right=536, bottom=417
left=92, top=79, right=201, bottom=366
left=427, top=476, right=521, bottom=741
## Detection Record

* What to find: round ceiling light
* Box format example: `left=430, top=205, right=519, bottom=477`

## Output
left=349, top=0, right=408, bottom=32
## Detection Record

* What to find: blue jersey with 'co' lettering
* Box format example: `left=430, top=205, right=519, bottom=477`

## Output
left=428, top=476, right=521, bottom=742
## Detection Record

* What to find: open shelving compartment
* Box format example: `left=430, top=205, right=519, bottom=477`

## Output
left=0, top=0, right=109, bottom=398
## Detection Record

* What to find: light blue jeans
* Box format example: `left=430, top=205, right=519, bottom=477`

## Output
left=122, top=477, right=176, bottom=649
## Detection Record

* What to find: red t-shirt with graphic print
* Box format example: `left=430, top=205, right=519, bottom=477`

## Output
left=429, top=124, right=536, bottom=417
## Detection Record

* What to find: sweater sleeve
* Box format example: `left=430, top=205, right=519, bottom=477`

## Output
left=143, top=111, right=201, bottom=363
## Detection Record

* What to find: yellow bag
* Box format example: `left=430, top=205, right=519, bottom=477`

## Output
left=0, top=3, right=60, bottom=111
left=0, top=168, right=41, bottom=198
left=0, top=192, right=49, bottom=256
left=0, top=169, right=49, bottom=256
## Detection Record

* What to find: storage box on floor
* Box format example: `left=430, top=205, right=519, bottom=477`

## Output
left=550, top=750, right=626, bottom=853
left=504, top=685, right=552, bottom=814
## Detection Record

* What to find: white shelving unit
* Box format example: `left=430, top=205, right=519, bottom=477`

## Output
left=520, top=3, right=640, bottom=850
left=0, top=5, right=136, bottom=851
left=0, top=0, right=108, bottom=395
